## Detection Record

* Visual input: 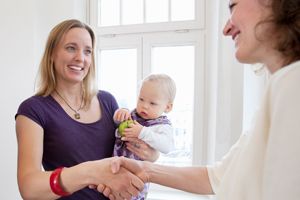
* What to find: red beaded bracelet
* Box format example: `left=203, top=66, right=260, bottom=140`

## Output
left=49, top=167, right=70, bottom=196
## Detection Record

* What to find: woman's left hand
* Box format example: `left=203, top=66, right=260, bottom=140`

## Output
left=121, top=137, right=159, bottom=162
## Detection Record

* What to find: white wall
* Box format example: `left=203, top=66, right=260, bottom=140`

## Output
left=0, top=0, right=87, bottom=198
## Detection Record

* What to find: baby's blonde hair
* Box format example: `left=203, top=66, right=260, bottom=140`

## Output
left=142, top=74, right=176, bottom=103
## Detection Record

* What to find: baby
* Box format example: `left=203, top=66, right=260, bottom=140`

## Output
left=113, top=73, right=176, bottom=200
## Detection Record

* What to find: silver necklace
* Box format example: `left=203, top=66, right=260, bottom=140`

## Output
left=55, top=89, right=84, bottom=119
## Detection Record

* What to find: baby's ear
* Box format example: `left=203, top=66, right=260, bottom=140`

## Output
left=164, top=102, right=173, bottom=113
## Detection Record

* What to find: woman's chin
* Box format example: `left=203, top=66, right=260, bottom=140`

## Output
left=235, top=52, right=255, bottom=64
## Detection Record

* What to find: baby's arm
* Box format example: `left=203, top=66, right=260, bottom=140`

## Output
left=113, top=108, right=131, bottom=123
left=138, top=124, right=174, bottom=154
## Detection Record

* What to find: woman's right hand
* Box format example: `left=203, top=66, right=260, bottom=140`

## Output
left=122, top=137, right=159, bottom=162
left=96, top=157, right=150, bottom=199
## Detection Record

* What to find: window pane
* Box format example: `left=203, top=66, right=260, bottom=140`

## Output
left=171, top=0, right=195, bottom=21
left=152, top=46, right=195, bottom=166
left=99, top=0, right=120, bottom=26
left=98, top=49, right=137, bottom=109
left=145, top=0, right=168, bottom=23
left=122, top=0, right=143, bottom=25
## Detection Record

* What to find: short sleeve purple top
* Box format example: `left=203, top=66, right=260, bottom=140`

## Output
left=16, top=90, right=118, bottom=199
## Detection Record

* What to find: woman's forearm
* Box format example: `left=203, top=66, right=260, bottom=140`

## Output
left=19, top=171, right=55, bottom=200
left=146, top=164, right=213, bottom=194
left=19, top=158, right=144, bottom=200
left=18, top=162, right=90, bottom=200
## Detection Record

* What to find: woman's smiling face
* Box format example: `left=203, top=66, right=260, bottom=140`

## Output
left=52, top=27, right=93, bottom=84
left=223, top=0, right=273, bottom=65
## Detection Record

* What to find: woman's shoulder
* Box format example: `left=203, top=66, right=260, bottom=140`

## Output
left=16, top=95, right=52, bottom=123
left=270, top=60, right=300, bottom=86
left=97, top=90, right=116, bottom=101
left=268, top=60, right=300, bottom=102
left=19, top=95, right=49, bottom=109
left=97, top=90, right=118, bottom=113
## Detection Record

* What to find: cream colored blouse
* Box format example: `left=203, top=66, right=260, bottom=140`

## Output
left=207, top=61, right=300, bottom=200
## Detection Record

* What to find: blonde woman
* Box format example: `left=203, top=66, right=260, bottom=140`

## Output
left=15, top=19, right=157, bottom=200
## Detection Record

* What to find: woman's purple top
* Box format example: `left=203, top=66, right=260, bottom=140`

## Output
left=16, top=90, right=118, bottom=200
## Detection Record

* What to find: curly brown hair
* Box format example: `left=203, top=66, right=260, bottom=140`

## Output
left=258, top=0, right=300, bottom=65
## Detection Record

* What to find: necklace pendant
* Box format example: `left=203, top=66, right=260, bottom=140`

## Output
left=74, top=113, right=80, bottom=119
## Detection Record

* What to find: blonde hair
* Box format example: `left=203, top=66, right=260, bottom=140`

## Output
left=142, top=74, right=176, bottom=103
left=35, top=19, right=98, bottom=107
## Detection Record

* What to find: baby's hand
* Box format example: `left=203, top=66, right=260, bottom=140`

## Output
left=123, top=121, right=143, bottom=138
left=113, top=108, right=131, bottom=122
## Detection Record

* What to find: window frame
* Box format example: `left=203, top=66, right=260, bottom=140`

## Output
left=89, top=0, right=217, bottom=198
left=142, top=31, right=206, bottom=165
left=87, top=0, right=256, bottom=199
left=96, top=30, right=206, bottom=166
left=89, top=0, right=205, bottom=35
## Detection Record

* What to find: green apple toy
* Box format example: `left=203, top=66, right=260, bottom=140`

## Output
left=118, top=120, right=133, bottom=137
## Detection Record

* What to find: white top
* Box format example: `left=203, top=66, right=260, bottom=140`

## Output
left=207, top=61, right=300, bottom=200
left=138, top=124, right=174, bottom=154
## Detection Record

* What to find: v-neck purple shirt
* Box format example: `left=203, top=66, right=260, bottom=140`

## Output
left=16, top=90, right=118, bottom=199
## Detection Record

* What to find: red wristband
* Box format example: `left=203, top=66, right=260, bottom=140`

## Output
left=49, top=167, right=70, bottom=196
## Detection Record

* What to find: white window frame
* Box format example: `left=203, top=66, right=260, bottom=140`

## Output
left=89, top=0, right=205, bottom=35
left=142, top=31, right=206, bottom=165
left=88, top=0, right=230, bottom=199
left=96, top=30, right=206, bottom=165
left=96, top=28, right=209, bottom=199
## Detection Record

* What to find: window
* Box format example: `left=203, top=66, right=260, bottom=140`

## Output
left=88, top=0, right=251, bottom=199
left=150, top=44, right=195, bottom=166
left=90, top=0, right=204, bottom=35
left=98, top=0, right=195, bottom=25
left=97, top=32, right=204, bottom=167
left=98, top=48, right=138, bottom=109
left=90, top=0, right=207, bottom=196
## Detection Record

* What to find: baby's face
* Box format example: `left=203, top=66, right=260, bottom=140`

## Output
left=136, top=81, right=172, bottom=120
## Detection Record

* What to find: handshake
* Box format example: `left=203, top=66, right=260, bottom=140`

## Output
left=89, top=157, right=149, bottom=200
